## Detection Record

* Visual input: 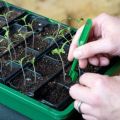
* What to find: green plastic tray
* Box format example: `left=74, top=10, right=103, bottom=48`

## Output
left=0, top=1, right=75, bottom=120
left=0, top=1, right=120, bottom=120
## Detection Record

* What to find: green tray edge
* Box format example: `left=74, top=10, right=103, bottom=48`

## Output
left=1, top=1, right=120, bottom=120
left=0, top=1, right=75, bottom=120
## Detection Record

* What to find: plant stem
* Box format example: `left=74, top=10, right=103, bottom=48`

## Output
left=8, top=49, right=13, bottom=71
left=54, top=24, right=66, bottom=81
left=33, top=63, right=36, bottom=83
left=23, top=36, right=27, bottom=56
left=20, top=64, right=26, bottom=86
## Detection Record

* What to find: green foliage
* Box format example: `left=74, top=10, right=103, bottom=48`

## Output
left=14, top=56, right=27, bottom=86
left=51, top=48, right=65, bottom=55
left=51, top=41, right=68, bottom=55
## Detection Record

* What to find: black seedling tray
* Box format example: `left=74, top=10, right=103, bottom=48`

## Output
left=0, top=0, right=119, bottom=113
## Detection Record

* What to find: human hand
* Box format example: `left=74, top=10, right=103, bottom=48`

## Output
left=69, top=73, right=120, bottom=120
left=68, top=13, right=120, bottom=68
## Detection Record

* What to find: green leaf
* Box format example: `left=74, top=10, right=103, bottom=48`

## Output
left=30, top=57, right=35, bottom=65
left=51, top=48, right=65, bottom=55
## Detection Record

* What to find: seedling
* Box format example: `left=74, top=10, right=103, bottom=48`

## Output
left=58, top=27, right=73, bottom=44
left=2, top=26, right=17, bottom=59
left=0, top=1, right=103, bottom=118
left=51, top=41, right=69, bottom=55
left=6, top=42, right=14, bottom=71
left=17, top=26, right=31, bottom=56
left=43, top=24, right=67, bottom=81
left=13, top=57, right=27, bottom=86
left=16, top=14, right=30, bottom=25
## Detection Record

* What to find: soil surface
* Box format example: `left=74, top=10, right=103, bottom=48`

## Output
left=35, top=81, right=69, bottom=105
left=0, top=58, right=19, bottom=79
left=9, top=69, right=44, bottom=97
left=34, top=55, right=62, bottom=80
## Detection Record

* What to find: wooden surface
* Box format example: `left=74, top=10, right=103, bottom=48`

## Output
left=7, top=0, right=120, bottom=28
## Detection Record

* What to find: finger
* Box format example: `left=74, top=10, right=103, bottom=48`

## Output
left=79, top=59, right=88, bottom=68
left=79, top=73, right=103, bottom=88
left=99, top=56, right=110, bottom=66
left=82, top=114, right=97, bottom=120
left=88, top=56, right=99, bottom=66
left=73, top=38, right=113, bottom=59
left=88, top=55, right=110, bottom=66
left=74, top=100, right=93, bottom=114
left=68, top=26, right=84, bottom=61
left=69, top=84, right=92, bottom=104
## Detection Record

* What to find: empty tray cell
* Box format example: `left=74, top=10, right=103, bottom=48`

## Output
left=8, top=69, right=44, bottom=97
left=34, top=81, right=71, bottom=110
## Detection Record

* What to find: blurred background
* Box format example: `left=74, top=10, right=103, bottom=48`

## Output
left=7, top=0, right=120, bottom=28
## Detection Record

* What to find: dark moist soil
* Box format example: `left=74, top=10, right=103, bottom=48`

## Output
left=83, top=64, right=100, bottom=73
left=0, top=7, right=24, bottom=22
left=28, top=24, right=60, bottom=52
left=0, top=58, right=19, bottom=79
left=28, top=33, right=52, bottom=53
left=9, top=69, right=44, bottom=97
left=35, top=81, right=69, bottom=105
left=1, top=43, right=37, bottom=65
left=13, top=45, right=38, bottom=64
left=54, top=66, right=74, bottom=88
left=43, top=24, right=58, bottom=35
left=34, top=55, right=62, bottom=80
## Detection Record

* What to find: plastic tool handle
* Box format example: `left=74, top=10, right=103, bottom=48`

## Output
left=78, top=19, right=92, bottom=45
left=69, top=19, right=92, bottom=81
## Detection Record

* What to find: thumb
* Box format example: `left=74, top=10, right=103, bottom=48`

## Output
left=73, top=38, right=113, bottom=59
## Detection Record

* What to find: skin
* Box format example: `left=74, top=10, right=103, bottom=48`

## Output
left=68, top=13, right=120, bottom=120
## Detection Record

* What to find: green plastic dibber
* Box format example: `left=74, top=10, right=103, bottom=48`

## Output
left=69, top=19, right=92, bottom=81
